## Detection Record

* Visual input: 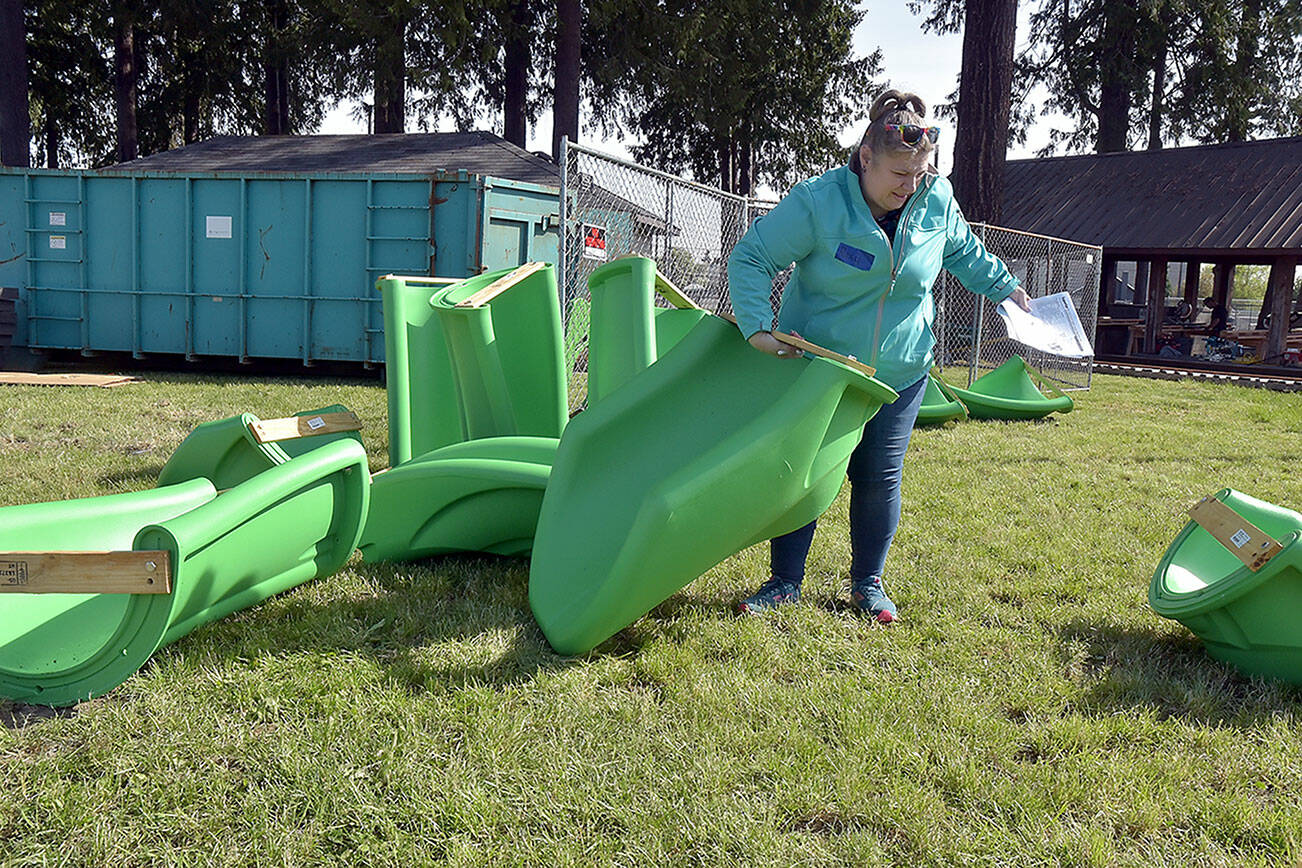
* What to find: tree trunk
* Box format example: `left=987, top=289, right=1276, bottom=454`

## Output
left=503, top=0, right=531, bottom=147
left=736, top=123, right=752, bottom=196
left=44, top=117, right=59, bottom=169
left=263, top=0, right=291, bottom=135
left=1226, top=0, right=1262, bottom=141
left=717, top=137, right=731, bottom=194
left=551, top=0, right=580, bottom=160
left=114, top=12, right=139, bottom=162
left=1147, top=37, right=1166, bottom=150
left=950, top=0, right=1017, bottom=222
left=183, top=77, right=201, bottom=144
left=0, top=0, right=30, bottom=167
left=373, top=21, right=406, bottom=133
left=1096, top=2, right=1134, bottom=153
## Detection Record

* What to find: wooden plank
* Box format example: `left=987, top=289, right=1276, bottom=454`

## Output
left=380, top=275, right=461, bottom=285
left=653, top=271, right=702, bottom=310
left=248, top=410, right=363, bottom=444
left=0, top=372, right=139, bottom=388
left=0, top=551, right=172, bottom=594
left=718, top=312, right=877, bottom=378
left=1188, top=495, right=1284, bottom=572
left=454, top=262, right=546, bottom=308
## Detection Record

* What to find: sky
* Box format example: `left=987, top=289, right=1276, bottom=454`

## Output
left=318, top=2, right=1062, bottom=177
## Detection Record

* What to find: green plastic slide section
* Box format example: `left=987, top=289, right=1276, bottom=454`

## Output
left=377, top=277, right=466, bottom=467
left=157, top=405, right=363, bottom=489
left=1150, top=489, right=1302, bottom=685
left=0, top=439, right=370, bottom=706
left=654, top=307, right=709, bottom=357
left=945, top=355, right=1074, bottom=420
left=358, top=436, right=557, bottom=563
left=587, top=257, right=657, bottom=405
left=915, top=372, right=968, bottom=426
left=427, top=264, right=567, bottom=443
left=585, top=257, right=709, bottom=407
left=529, top=314, right=898, bottom=655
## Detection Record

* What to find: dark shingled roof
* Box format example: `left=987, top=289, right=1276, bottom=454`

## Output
left=105, top=131, right=562, bottom=186
left=999, top=136, right=1302, bottom=254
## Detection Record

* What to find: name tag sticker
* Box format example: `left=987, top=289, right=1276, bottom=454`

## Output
left=835, top=243, right=875, bottom=271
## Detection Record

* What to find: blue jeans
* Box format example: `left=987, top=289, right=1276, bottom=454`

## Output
left=770, top=374, right=928, bottom=583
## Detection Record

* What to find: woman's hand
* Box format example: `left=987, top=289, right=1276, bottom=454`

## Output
left=748, top=331, right=804, bottom=359
left=1008, top=287, right=1032, bottom=312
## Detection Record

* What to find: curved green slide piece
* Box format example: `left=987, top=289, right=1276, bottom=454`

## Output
left=654, top=307, right=710, bottom=357
left=915, top=372, right=968, bottom=426
left=427, top=264, right=567, bottom=443
left=586, top=257, right=708, bottom=407
left=0, top=439, right=370, bottom=706
left=358, top=436, right=557, bottom=563
left=377, top=277, right=466, bottom=467
left=1150, top=489, right=1302, bottom=684
left=529, top=314, right=898, bottom=655
left=157, top=405, right=363, bottom=489
left=945, top=355, right=1073, bottom=420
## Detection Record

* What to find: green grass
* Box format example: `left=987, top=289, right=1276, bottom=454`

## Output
left=3, top=371, right=1302, bottom=866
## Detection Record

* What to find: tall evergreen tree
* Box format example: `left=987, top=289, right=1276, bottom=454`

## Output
left=910, top=0, right=1018, bottom=222
left=1020, top=0, right=1302, bottom=154
left=592, top=0, right=877, bottom=194
left=25, top=0, right=115, bottom=166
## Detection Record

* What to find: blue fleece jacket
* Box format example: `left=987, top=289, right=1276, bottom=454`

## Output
left=727, top=160, right=1020, bottom=390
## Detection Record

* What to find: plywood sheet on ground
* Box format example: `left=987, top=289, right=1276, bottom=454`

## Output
left=0, top=372, right=140, bottom=388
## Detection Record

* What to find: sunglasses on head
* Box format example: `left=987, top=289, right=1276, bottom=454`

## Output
left=883, top=123, right=940, bottom=146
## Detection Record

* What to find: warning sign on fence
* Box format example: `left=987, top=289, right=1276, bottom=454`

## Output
left=582, top=224, right=607, bottom=260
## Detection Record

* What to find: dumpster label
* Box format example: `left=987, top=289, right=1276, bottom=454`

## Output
left=49, top=211, right=66, bottom=226
left=1230, top=528, right=1251, bottom=548
left=49, top=236, right=66, bottom=250
left=582, top=224, right=607, bottom=260
left=206, top=216, right=233, bottom=239
left=0, top=560, right=28, bottom=586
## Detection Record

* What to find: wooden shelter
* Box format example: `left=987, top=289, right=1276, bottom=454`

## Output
left=999, top=137, right=1302, bottom=364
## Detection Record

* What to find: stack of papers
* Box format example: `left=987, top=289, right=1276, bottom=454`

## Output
left=996, top=292, right=1094, bottom=358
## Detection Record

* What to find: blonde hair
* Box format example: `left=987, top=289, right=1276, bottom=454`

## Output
left=860, top=89, right=934, bottom=158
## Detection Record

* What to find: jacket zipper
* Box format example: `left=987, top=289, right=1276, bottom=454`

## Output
left=868, top=174, right=935, bottom=368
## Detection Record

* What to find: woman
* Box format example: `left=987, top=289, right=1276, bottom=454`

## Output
left=727, top=89, right=1030, bottom=622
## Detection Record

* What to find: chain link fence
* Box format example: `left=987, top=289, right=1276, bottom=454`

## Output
left=560, top=142, right=782, bottom=408
left=934, top=225, right=1100, bottom=390
left=560, top=141, right=1098, bottom=407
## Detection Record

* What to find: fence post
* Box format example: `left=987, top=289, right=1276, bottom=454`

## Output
left=665, top=178, right=674, bottom=265
left=558, top=136, right=570, bottom=318
left=970, top=222, right=987, bottom=386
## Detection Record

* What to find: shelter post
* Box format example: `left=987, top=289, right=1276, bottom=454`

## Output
left=1265, top=256, right=1299, bottom=362
left=1183, top=261, right=1201, bottom=304
left=1144, top=258, right=1168, bottom=353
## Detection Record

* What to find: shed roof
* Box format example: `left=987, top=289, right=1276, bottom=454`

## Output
left=106, top=131, right=562, bottom=186
left=999, top=136, right=1302, bottom=255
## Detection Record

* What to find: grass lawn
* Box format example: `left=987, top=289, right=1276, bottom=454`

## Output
left=2, top=370, right=1302, bottom=866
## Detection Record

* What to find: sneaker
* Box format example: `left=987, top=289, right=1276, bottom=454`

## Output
left=737, top=577, right=802, bottom=614
left=850, top=577, right=898, bottom=623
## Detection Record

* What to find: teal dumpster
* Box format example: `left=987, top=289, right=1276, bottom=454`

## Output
left=0, top=168, right=559, bottom=364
